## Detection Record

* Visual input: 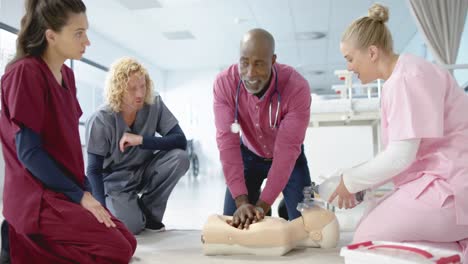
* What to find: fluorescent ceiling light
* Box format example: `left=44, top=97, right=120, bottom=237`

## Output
left=163, top=30, right=196, bottom=40
left=117, top=0, right=162, bottom=10
left=296, top=31, right=326, bottom=40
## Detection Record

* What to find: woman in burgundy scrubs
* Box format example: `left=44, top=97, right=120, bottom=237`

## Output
left=0, top=0, right=136, bottom=263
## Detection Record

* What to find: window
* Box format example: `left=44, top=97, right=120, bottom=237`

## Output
left=0, top=28, right=17, bottom=109
left=453, top=68, right=468, bottom=91
left=0, top=29, right=16, bottom=77
left=73, top=60, right=107, bottom=145
left=0, top=24, right=108, bottom=145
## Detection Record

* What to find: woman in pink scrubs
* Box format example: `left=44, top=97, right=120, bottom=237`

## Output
left=0, top=0, right=136, bottom=263
left=329, top=3, right=468, bottom=261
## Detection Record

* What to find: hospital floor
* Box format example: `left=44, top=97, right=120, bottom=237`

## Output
left=131, top=171, right=365, bottom=264
left=0, top=171, right=364, bottom=263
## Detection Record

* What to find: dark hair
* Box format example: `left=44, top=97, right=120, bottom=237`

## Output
left=7, top=0, right=86, bottom=67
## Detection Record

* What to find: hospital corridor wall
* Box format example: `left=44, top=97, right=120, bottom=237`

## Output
left=1, top=0, right=468, bottom=205
left=304, top=126, right=374, bottom=181
left=161, top=69, right=376, bottom=185
left=0, top=0, right=167, bottom=86
left=161, top=69, right=223, bottom=178
left=160, top=19, right=468, bottom=186
left=0, top=0, right=169, bottom=201
left=454, top=18, right=468, bottom=86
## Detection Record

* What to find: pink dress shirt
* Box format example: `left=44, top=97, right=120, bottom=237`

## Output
left=213, top=63, right=311, bottom=205
left=381, top=54, right=468, bottom=225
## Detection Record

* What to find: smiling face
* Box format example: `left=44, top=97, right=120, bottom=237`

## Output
left=238, top=52, right=276, bottom=94
left=340, top=41, right=380, bottom=84
left=238, top=29, right=277, bottom=94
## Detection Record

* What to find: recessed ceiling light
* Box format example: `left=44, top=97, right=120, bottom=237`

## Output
left=234, top=17, right=249, bottom=24
left=117, top=0, right=163, bottom=10
left=296, top=65, right=325, bottom=76
left=296, top=32, right=326, bottom=40
left=163, top=30, right=195, bottom=40
left=309, top=70, right=325, bottom=75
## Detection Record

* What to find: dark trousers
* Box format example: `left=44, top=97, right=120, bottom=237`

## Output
left=1, top=220, right=9, bottom=264
left=223, top=144, right=312, bottom=220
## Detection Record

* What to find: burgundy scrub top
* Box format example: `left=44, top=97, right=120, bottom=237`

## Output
left=0, top=56, right=85, bottom=234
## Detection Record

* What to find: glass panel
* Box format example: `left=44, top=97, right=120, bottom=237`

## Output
left=65, top=59, right=72, bottom=68
left=0, top=29, right=16, bottom=77
left=72, top=59, right=107, bottom=145
left=0, top=29, right=17, bottom=110
left=453, top=68, right=468, bottom=91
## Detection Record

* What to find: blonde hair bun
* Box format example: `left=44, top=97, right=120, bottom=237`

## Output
left=368, top=3, right=389, bottom=23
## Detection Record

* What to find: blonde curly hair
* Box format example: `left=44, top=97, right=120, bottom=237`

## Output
left=105, top=57, right=155, bottom=112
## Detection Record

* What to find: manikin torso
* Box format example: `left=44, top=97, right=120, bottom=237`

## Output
left=202, top=205, right=340, bottom=256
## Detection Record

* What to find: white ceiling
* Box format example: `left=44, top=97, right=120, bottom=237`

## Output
left=83, top=0, right=418, bottom=92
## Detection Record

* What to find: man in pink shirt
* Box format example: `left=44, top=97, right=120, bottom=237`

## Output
left=213, top=28, right=312, bottom=229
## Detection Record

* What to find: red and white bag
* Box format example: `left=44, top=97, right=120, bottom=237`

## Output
left=340, top=241, right=462, bottom=264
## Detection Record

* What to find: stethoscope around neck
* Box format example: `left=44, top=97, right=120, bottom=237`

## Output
left=231, top=67, right=281, bottom=133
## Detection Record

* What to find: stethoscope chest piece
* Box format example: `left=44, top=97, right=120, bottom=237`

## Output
left=231, top=122, right=240, bottom=133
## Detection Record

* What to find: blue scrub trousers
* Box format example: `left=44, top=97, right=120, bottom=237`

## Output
left=223, top=144, right=312, bottom=220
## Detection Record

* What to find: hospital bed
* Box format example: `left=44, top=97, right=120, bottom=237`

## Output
left=307, top=71, right=393, bottom=213
left=309, top=70, right=382, bottom=156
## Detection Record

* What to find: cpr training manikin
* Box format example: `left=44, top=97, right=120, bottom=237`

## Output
left=201, top=186, right=340, bottom=256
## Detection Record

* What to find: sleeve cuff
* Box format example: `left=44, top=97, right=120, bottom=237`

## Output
left=68, top=189, right=85, bottom=204
left=141, top=135, right=153, bottom=149
left=229, top=185, right=248, bottom=201
left=342, top=169, right=365, bottom=194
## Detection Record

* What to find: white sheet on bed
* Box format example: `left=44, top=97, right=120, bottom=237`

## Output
left=311, top=98, right=380, bottom=114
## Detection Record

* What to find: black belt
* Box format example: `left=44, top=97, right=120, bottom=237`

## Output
left=240, top=144, right=273, bottom=163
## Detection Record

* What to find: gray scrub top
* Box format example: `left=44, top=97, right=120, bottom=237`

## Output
left=86, top=95, right=178, bottom=172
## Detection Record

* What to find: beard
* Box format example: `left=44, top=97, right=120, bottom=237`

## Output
left=242, top=79, right=267, bottom=94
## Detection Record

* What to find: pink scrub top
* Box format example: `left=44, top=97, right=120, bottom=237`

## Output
left=381, top=54, right=468, bottom=225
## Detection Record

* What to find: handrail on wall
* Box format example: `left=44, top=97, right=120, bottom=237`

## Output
left=441, top=64, right=468, bottom=70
